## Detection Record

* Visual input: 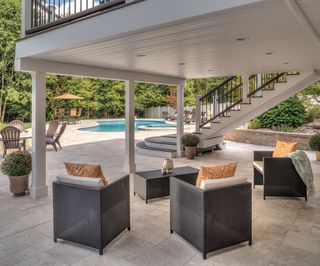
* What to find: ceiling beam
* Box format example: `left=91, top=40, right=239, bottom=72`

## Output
left=284, top=0, right=320, bottom=48
left=15, top=58, right=186, bottom=85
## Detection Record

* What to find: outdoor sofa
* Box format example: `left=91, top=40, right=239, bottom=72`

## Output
left=253, top=150, right=307, bottom=200
left=170, top=173, right=252, bottom=259
left=53, top=175, right=130, bottom=255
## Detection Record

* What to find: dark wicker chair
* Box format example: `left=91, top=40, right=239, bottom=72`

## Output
left=53, top=175, right=130, bottom=255
left=46, top=124, right=66, bottom=151
left=253, top=151, right=307, bottom=200
left=1, top=126, right=24, bottom=157
left=170, top=174, right=252, bottom=260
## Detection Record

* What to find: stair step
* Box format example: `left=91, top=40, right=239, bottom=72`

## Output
left=250, top=96, right=263, bottom=98
left=136, top=142, right=177, bottom=158
left=144, top=136, right=177, bottom=150
left=241, top=102, right=251, bottom=105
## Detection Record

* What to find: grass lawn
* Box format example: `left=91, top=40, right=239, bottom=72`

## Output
left=0, top=123, right=32, bottom=131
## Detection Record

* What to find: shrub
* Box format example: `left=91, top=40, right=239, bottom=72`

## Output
left=248, top=118, right=261, bottom=129
left=273, top=124, right=294, bottom=132
left=309, top=133, right=320, bottom=151
left=0, top=151, right=32, bottom=176
left=308, top=105, right=320, bottom=121
left=255, top=96, right=307, bottom=129
left=181, top=134, right=200, bottom=146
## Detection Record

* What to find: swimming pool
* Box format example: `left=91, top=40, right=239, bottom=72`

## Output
left=78, top=120, right=170, bottom=132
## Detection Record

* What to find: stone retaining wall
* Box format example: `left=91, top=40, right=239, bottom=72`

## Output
left=224, top=129, right=311, bottom=150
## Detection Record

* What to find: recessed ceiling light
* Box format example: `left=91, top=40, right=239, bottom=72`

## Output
left=283, top=62, right=290, bottom=65
left=236, top=37, right=249, bottom=41
left=178, top=63, right=186, bottom=66
left=265, top=52, right=273, bottom=55
left=208, top=69, right=214, bottom=72
left=136, top=54, right=146, bottom=57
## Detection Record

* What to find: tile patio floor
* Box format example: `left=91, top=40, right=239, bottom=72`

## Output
left=0, top=122, right=319, bottom=266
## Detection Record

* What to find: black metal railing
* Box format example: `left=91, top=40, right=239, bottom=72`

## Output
left=28, top=0, right=127, bottom=34
left=199, top=72, right=300, bottom=128
left=199, top=76, right=243, bottom=127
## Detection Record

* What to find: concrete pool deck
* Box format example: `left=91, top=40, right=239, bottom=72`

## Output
left=0, top=120, right=319, bottom=265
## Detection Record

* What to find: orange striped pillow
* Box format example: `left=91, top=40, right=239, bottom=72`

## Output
left=196, top=163, right=237, bottom=187
left=272, top=141, right=298, bottom=157
left=64, top=162, right=108, bottom=186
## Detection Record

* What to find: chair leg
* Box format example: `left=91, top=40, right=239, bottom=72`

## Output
left=53, top=143, right=58, bottom=152
left=56, top=140, right=62, bottom=150
left=3, top=148, right=6, bottom=158
left=203, top=252, right=207, bottom=260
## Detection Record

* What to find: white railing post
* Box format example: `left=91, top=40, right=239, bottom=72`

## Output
left=21, top=0, right=32, bottom=38
left=195, top=95, right=201, bottom=133
left=242, top=75, right=250, bottom=103
left=256, top=74, right=262, bottom=97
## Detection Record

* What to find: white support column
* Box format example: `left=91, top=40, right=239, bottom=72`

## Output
left=242, top=75, right=250, bottom=103
left=30, top=72, right=48, bottom=199
left=176, top=84, right=185, bottom=157
left=21, top=0, right=32, bottom=38
left=195, top=95, right=201, bottom=133
left=124, top=80, right=136, bottom=173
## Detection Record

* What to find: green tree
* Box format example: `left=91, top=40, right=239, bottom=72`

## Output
left=0, top=0, right=31, bottom=122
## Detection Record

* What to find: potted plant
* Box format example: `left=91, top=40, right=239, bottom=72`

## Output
left=0, top=151, right=32, bottom=196
left=309, top=133, right=320, bottom=161
left=181, top=134, right=200, bottom=159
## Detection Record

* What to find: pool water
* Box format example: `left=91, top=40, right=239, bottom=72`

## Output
left=78, top=120, right=168, bottom=132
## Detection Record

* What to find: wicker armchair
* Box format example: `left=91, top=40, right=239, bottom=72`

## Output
left=53, top=175, right=130, bottom=255
left=170, top=174, right=252, bottom=259
left=1, top=126, right=24, bottom=157
left=253, top=151, right=307, bottom=200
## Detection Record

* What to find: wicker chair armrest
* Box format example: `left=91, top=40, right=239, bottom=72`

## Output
left=101, top=175, right=130, bottom=213
left=253, top=150, right=273, bottom=161
left=263, top=157, right=299, bottom=185
left=170, top=176, right=204, bottom=217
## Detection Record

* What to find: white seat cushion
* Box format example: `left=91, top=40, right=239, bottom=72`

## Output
left=56, top=174, right=104, bottom=188
left=253, top=161, right=264, bottom=174
left=200, top=176, right=248, bottom=190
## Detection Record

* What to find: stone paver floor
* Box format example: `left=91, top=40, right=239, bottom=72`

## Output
left=0, top=121, right=319, bottom=266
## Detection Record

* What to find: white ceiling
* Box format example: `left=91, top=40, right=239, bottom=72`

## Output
left=29, top=0, right=320, bottom=79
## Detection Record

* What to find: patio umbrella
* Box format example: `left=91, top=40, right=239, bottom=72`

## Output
left=53, top=93, right=84, bottom=100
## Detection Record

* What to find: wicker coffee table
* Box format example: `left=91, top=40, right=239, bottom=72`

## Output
left=134, top=166, right=199, bottom=203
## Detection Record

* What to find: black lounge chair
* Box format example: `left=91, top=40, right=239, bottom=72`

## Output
left=170, top=173, right=252, bottom=259
left=253, top=151, right=307, bottom=200
left=53, top=175, right=130, bottom=255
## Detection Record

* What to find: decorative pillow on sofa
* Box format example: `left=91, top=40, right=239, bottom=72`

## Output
left=196, top=162, right=237, bottom=187
left=272, top=141, right=298, bottom=157
left=64, top=162, right=108, bottom=186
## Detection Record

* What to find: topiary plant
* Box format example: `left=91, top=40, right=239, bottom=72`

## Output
left=309, top=133, right=320, bottom=151
left=181, top=134, right=200, bottom=146
left=0, top=151, right=32, bottom=176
